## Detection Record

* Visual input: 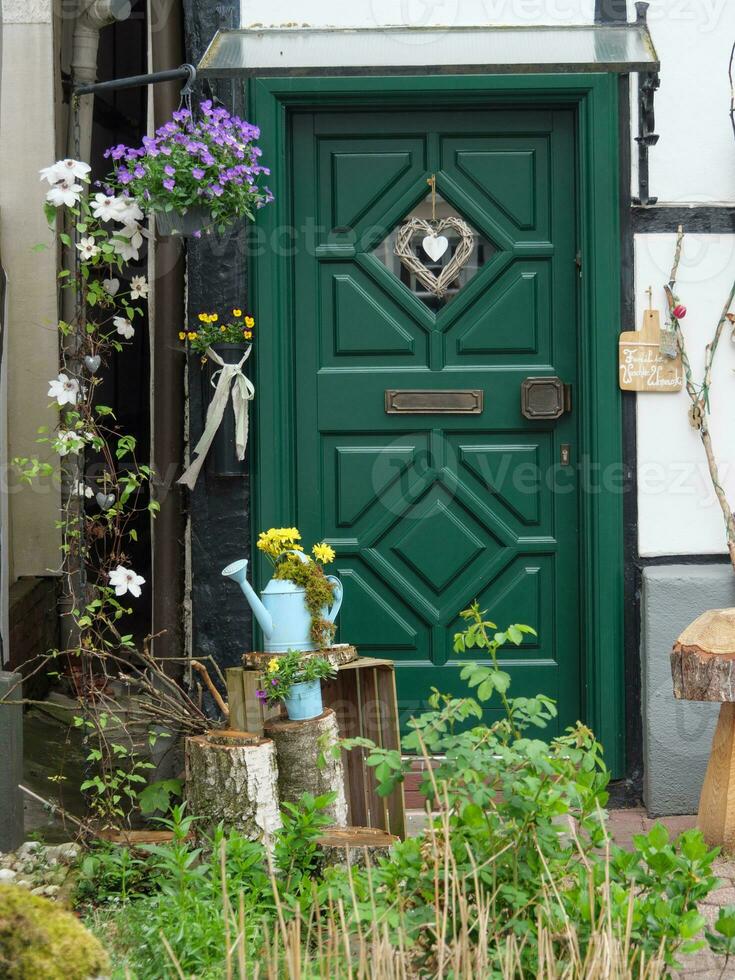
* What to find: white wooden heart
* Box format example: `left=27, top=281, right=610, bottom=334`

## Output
left=394, top=216, right=474, bottom=299
left=103, top=278, right=120, bottom=296
left=422, top=234, right=449, bottom=262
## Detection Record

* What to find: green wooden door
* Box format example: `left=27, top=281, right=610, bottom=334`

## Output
left=287, top=107, right=580, bottom=730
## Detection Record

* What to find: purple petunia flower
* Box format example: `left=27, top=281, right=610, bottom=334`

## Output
left=255, top=689, right=266, bottom=702
left=172, top=108, right=192, bottom=122
left=118, top=170, right=133, bottom=184
left=209, top=183, right=223, bottom=197
left=192, top=167, right=205, bottom=180
left=164, top=164, right=176, bottom=177
left=163, top=178, right=175, bottom=191
left=133, top=165, right=145, bottom=178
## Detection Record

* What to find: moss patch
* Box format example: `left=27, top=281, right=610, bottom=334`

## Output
left=0, top=883, right=109, bottom=979
left=273, top=557, right=336, bottom=647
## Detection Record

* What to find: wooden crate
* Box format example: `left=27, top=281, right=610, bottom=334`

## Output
left=226, top=656, right=406, bottom=839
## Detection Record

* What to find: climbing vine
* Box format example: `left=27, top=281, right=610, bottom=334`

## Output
left=12, top=160, right=211, bottom=828
left=666, top=226, right=735, bottom=568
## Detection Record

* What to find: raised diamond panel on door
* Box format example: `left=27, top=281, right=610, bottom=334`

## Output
left=290, top=108, right=580, bottom=733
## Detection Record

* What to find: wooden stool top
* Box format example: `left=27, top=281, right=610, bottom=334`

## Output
left=243, top=644, right=359, bottom=669
left=671, top=608, right=735, bottom=702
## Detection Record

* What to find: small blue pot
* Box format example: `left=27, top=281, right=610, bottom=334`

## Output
left=283, top=680, right=323, bottom=721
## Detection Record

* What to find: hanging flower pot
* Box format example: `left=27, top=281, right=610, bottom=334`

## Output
left=177, top=309, right=256, bottom=488
left=154, top=204, right=213, bottom=238
left=103, top=99, right=274, bottom=235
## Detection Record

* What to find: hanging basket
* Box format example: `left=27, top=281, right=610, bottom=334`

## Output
left=203, top=343, right=249, bottom=477
left=155, top=205, right=214, bottom=238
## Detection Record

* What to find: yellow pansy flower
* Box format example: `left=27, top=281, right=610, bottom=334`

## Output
left=197, top=312, right=207, bottom=323
left=233, top=308, right=242, bottom=317
left=220, top=325, right=226, bottom=332
left=312, top=542, right=336, bottom=564
left=210, top=313, right=218, bottom=323
left=267, top=657, right=280, bottom=673
left=244, top=331, right=252, bottom=340
left=178, top=331, right=186, bottom=340
left=245, top=316, right=255, bottom=329
left=187, top=331, right=197, bottom=341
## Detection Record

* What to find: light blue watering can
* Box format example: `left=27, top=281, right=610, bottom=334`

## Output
left=222, top=551, right=343, bottom=652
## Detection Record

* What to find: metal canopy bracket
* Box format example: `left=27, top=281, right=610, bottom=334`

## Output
left=73, top=63, right=197, bottom=98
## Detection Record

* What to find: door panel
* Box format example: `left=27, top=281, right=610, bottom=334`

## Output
left=290, top=108, right=580, bottom=731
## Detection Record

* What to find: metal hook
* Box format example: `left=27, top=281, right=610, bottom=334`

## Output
left=179, top=63, right=197, bottom=97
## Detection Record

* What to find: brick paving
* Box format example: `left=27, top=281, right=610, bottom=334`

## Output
left=608, top=810, right=735, bottom=978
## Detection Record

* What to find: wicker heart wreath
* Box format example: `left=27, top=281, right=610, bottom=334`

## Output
left=394, top=216, right=475, bottom=299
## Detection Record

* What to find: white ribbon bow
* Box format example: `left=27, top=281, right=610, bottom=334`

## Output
left=177, top=346, right=255, bottom=490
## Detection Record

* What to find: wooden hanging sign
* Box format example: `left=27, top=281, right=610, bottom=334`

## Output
left=618, top=308, right=683, bottom=393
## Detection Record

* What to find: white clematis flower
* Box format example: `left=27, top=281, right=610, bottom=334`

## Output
left=76, top=236, right=100, bottom=260
left=45, top=178, right=83, bottom=208
left=113, top=316, right=134, bottom=340
left=39, top=159, right=91, bottom=185
left=109, top=564, right=145, bottom=598
left=48, top=373, right=79, bottom=406
left=91, top=193, right=143, bottom=225
left=54, top=430, right=84, bottom=456
left=130, top=275, right=149, bottom=300
left=113, top=222, right=147, bottom=262
left=114, top=198, right=144, bottom=225
left=74, top=481, right=94, bottom=499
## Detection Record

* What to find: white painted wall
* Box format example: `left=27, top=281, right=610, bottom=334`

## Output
left=633, top=4, right=735, bottom=554
left=240, top=0, right=595, bottom=29
left=238, top=0, right=735, bottom=557
left=635, top=234, right=735, bottom=556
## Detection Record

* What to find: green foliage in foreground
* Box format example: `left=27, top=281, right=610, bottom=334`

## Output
left=82, top=605, right=733, bottom=978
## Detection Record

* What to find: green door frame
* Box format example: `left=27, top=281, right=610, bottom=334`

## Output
left=248, top=72, right=624, bottom=777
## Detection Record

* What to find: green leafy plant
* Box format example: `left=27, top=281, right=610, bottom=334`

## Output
left=257, top=649, right=335, bottom=706
left=13, top=158, right=212, bottom=832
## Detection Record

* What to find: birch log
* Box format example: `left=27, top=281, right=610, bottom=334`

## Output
left=264, top=708, right=348, bottom=826
left=185, top=730, right=281, bottom=841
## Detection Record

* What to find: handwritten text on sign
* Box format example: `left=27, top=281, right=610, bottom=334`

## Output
left=618, top=309, right=683, bottom=393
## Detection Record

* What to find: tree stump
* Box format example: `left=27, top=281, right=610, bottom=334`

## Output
left=185, top=730, right=281, bottom=841
left=264, top=708, right=348, bottom=826
left=671, top=609, right=735, bottom=849
left=317, top=826, right=398, bottom=868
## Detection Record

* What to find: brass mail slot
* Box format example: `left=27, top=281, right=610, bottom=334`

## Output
left=385, top=389, right=484, bottom=415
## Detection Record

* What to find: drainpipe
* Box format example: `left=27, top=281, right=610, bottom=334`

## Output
left=149, top=0, right=186, bottom=678
left=59, top=0, right=130, bottom=654
left=68, top=0, right=132, bottom=162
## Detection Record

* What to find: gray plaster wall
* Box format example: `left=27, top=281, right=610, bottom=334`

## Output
left=642, top=564, right=735, bottom=816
